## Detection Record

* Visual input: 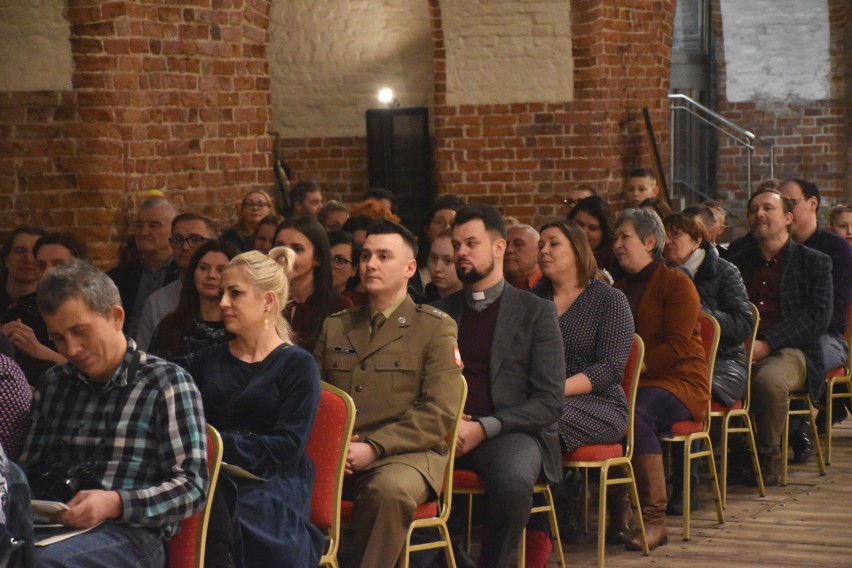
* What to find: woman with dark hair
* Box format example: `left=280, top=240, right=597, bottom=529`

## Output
left=662, top=212, right=754, bottom=514
left=0, top=225, right=47, bottom=319
left=222, top=190, right=275, bottom=251
left=251, top=214, right=284, bottom=255
left=611, top=208, right=709, bottom=551
left=567, top=196, right=615, bottom=270
left=535, top=220, right=633, bottom=451
left=326, top=230, right=367, bottom=307
left=274, top=217, right=352, bottom=352
left=414, top=195, right=464, bottom=294
left=0, top=228, right=85, bottom=383
left=638, top=197, right=673, bottom=222
left=149, top=239, right=240, bottom=366
left=526, top=220, right=634, bottom=560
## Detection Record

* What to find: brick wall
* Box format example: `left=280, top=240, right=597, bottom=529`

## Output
left=0, top=0, right=274, bottom=266
left=280, top=0, right=678, bottom=225
left=713, top=0, right=851, bottom=228
left=278, top=136, right=368, bottom=202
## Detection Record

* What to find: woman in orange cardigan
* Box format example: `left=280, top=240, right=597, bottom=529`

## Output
left=612, top=208, right=709, bottom=551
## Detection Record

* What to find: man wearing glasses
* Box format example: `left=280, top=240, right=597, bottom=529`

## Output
left=135, top=213, right=219, bottom=349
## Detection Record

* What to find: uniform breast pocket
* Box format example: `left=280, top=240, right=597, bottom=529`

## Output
left=375, top=354, right=421, bottom=402
left=325, top=353, right=356, bottom=387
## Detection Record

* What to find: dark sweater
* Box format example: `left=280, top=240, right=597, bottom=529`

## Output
left=458, top=296, right=501, bottom=416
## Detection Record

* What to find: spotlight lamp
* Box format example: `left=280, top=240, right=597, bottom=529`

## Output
left=377, top=87, right=400, bottom=108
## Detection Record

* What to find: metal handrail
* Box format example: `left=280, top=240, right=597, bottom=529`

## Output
left=668, top=93, right=775, bottom=200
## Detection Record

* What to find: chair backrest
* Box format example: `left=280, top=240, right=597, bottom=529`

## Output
left=741, top=303, right=761, bottom=412
left=168, top=424, right=224, bottom=568
left=306, top=382, right=356, bottom=557
left=698, top=312, right=721, bottom=426
left=433, top=377, right=468, bottom=520
left=622, top=334, right=645, bottom=461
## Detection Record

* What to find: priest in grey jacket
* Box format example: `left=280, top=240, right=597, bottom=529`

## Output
left=434, top=205, right=563, bottom=567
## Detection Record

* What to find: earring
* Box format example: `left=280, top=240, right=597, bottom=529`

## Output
left=263, top=315, right=269, bottom=330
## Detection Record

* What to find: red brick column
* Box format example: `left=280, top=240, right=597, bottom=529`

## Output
left=0, top=0, right=274, bottom=265
left=432, top=0, right=676, bottom=224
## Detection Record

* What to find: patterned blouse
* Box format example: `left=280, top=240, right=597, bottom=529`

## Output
left=536, top=278, right=634, bottom=452
left=0, top=354, right=32, bottom=461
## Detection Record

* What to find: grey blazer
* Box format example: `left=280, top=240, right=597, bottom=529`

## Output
left=434, top=283, right=565, bottom=484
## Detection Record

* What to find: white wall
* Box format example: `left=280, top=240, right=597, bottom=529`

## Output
left=0, top=0, right=72, bottom=92
left=720, top=0, right=830, bottom=102
left=443, top=0, right=573, bottom=105
left=269, top=0, right=433, bottom=138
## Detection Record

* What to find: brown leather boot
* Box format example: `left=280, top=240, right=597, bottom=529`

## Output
left=605, top=473, right=634, bottom=544
left=757, top=450, right=780, bottom=487
left=626, top=454, right=668, bottom=551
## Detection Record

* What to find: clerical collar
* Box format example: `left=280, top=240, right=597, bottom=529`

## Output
left=464, top=279, right=505, bottom=311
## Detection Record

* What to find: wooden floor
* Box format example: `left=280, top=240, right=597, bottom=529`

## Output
left=547, top=420, right=852, bottom=567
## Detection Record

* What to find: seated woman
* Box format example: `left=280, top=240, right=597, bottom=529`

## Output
left=327, top=230, right=366, bottom=306
left=612, top=208, right=709, bottom=551
left=425, top=229, right=463, bottom=302
left=273, top=217, right=352, bottom=352
left=535, top=220, right=633, bottom=451
left=567, top=195, right=616, bottom=271
left=149, top=239, right=240, bottom=367
left=662, top=212, right=755, bottom=514
left=188, top=247, right=323, bottom=567
left=522, top=220, right=634, bottom=564
left=0, top=352, right=32, bottom=461
left=251, top=214, right=284, bottom=255
left=1, top=230, right=86, bottom=383
left=222, top=191, right=275, bottom=252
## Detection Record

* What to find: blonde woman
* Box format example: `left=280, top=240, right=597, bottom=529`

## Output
left=188, top=247, right=322, bottom=568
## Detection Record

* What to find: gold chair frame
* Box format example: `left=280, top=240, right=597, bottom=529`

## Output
left=399, top=378, right=468, bottom=567
left=823, top=305, right=852, bottom=465
left=709, top=303, right=765, bottom=507
left=660, top=312, right=724, bottom=541
left=563, top=334, right=649, bottom=568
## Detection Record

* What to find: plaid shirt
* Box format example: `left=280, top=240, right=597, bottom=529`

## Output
left=20, top=339, right=208, bottom=537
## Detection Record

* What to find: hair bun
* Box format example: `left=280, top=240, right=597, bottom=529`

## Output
left=268, top=245, right=296, bottom=275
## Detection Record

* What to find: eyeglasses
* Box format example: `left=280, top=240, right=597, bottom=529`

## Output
left=430, top=218, right=452, bottom=229
left=243, top=200, right=270, bottom=209
left=169, top=235, right=209, bottom=248
left=563, top=198, right=579, bottom=207
left=9, top=246, right=33, bottom=258
left=332, top=255, right=353, bottom=269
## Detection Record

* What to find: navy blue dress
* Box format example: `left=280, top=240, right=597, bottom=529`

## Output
left=189, top=342, right=323, bottom=567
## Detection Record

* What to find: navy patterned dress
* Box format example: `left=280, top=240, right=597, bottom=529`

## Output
left=536, top=278, right=634, bottom=452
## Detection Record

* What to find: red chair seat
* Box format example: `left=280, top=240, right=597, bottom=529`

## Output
left=826, top=367, right=847, bottom=379
left=710, top=399, right=743, bottom=412
left=671, top=420, right=703, bottom=436
left=412, top=502, right=439, bottom=519
left=453, top=470, right=484, bottom=490
left=563, top=443, right=623, bottom=462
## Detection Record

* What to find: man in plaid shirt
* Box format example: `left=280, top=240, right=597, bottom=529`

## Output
left=19, top=261, right=208, bottom=567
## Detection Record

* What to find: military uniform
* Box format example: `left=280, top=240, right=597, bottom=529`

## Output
left=314, top=295, right=464, bottom=567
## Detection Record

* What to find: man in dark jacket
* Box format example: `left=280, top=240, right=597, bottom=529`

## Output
left=729, top=189, right=833, bottom=485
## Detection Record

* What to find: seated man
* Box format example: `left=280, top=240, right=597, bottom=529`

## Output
left=19, top=262, right=208, bottom=568
left=314, top=219, right=463, bottom=567
left=108, top=196, right=180, bottom=338
left=504, top=224, right=542, bottom=290
left=729, top=189, right=832, bottom=484
left=434, top=205, right=564, bottom=566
